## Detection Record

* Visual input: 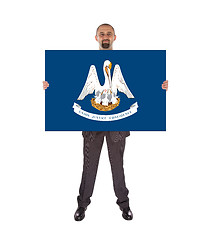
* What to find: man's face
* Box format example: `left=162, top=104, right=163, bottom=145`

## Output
left=95, top=25, right=116, bottom=50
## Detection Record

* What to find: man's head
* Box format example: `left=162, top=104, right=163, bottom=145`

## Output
left=95, top=23, right=116, bottom=50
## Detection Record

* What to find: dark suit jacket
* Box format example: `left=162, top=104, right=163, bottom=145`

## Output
left=82, top=131, right=130, bottom=142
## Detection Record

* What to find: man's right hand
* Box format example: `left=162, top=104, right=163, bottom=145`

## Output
left=43, top=81, right=49, bottom=90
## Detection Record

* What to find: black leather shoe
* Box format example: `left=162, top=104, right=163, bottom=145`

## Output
left=121, top=207, right=133, bottom=220
left=74, top=207, right=86, bottom=221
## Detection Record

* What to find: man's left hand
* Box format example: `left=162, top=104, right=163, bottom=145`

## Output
left=162, top=80, right=168, bottom=91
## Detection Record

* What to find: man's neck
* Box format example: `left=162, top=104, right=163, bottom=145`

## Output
left=99, top=46, right=113, bottom=50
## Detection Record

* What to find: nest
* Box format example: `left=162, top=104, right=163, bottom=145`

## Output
left=91, top=98, right=120, bottom=111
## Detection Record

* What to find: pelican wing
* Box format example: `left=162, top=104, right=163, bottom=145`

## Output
left=77, top=65, right=101, bottom=100
left=112, top=64, right=134, bottom=98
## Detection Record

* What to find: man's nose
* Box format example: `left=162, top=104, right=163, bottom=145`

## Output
left=102, top=34, right=109, bottom=39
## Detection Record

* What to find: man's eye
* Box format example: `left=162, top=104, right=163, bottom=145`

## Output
left=100, top=33, right=104, bottom=37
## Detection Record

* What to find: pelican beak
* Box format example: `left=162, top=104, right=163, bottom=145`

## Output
left=105, top=67, right=108, bottom=76
left=109, top=62, right=112, bottom=69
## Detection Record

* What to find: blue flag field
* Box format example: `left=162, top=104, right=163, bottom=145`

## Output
left=45, top=50, right=166, bottom=131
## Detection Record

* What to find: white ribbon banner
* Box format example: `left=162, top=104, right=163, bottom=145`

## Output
left=73, top=102, right=138, bottom=121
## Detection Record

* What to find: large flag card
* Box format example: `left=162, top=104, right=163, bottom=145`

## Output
left=45, top=50, right=166, bottom=131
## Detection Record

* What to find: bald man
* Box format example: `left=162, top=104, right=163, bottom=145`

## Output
left=43, top=23, right=168, bottom=221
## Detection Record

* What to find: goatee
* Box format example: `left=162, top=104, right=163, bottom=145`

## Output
left=102, top=39, right=110, bottom=49
left=102, top=43, right=110, bottom=49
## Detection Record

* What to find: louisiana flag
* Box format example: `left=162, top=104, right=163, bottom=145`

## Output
left=45, top=50, right=166, bottom=131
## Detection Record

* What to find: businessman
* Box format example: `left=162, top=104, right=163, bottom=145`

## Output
left=43, top=23, right=168, bottom=221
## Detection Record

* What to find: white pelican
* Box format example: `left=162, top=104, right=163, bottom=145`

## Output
left=77, top=60, right=134, bottom=106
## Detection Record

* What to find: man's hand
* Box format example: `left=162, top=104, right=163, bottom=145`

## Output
left=162, top=80, right=168, bottom=91
left=43, top=81, right=49, bottom=90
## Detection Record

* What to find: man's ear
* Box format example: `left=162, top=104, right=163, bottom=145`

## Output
left=95, top=35, right=98, bottom=41
left=114, top=35, right=116, bottom=41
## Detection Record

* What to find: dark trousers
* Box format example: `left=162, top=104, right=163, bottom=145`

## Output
left=77, top=131, right=129, bottom=209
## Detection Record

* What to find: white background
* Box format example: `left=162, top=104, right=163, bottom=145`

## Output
left=0, top=0, right=211, bottom=239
